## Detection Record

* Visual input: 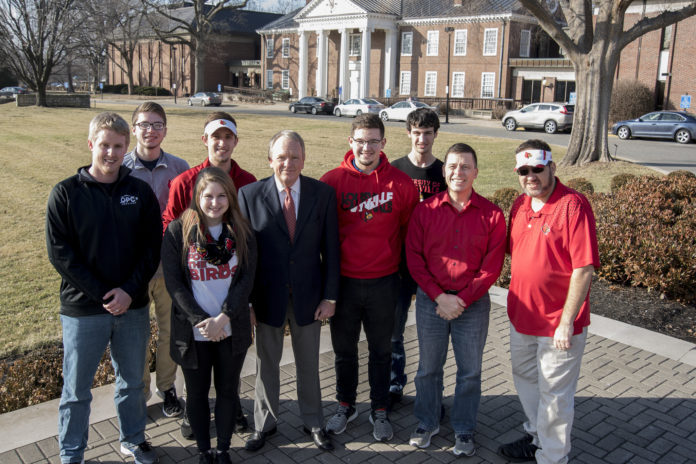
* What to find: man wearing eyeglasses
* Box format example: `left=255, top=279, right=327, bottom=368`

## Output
left=124, top=102, right=190, bottom=418
left=497, top=139, right=599, bottom=464
left=320, top=114, right=419, bottom=442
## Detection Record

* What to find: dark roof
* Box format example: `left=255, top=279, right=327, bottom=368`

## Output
left=147, top=6, right=283, bottom=36
left=350, top=0, right=401, bottom=15
left=401, top=0, right=525, bottom=18
left=257, top=7, right=302, bottom=31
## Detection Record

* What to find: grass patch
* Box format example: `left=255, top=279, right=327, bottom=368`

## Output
left=0, top=102, right=659, bottom=358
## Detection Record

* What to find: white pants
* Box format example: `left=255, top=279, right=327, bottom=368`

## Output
left=510, top=323, right=587, bottom=464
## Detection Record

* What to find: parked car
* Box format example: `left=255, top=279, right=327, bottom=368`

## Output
left=334, top=98, right=385, bottom=117
left=379, top=100, right=438, bottom=122
left=502, top=102, right=574, bottom=134
left=0, top=86, right=28, bottom=98
left=187, top=92, right=222, bottom=107
left=612, top=110, right=696, bottom=144
left=289, top=96, right=335, bottom=115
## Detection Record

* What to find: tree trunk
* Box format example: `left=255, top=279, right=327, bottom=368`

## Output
left=561, top=48, right=619, bottom=166
left=195, top=43, right=205, bottom=93
left=67, top=62, right=75, bottom=93
left=126, top=60, right=135, bottom=95
left=36, top=87, right=47, bottom=107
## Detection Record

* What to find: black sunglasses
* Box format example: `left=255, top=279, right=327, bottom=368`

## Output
left=517, top=166, right=546, bottom=176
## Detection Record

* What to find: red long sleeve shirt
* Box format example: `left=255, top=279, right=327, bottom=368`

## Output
left=406, top=190, right=506, bottom=307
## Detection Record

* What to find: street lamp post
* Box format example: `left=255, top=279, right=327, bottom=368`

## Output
left=444, top=27, right=454, bottom=124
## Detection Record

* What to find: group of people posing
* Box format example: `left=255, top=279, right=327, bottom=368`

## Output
left=46, top=102, right=599, bottom=464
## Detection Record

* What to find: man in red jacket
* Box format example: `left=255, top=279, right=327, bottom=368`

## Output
left=320, top=114, right=419, bottom=442
left=162, top=112, right=256, bottom=232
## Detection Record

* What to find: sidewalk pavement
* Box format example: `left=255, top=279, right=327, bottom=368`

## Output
left=2, top=287, right=695, bottom=463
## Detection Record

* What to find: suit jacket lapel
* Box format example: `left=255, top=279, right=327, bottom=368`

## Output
left=261, top=177, right=289, bottom=237
left=295, top=176, right=317, bottom=240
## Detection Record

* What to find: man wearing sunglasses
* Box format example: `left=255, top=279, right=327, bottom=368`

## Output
left=124, top=102, right=189, bottom=418
left=320, top=114, right=419, bottom=442
left=498, top=139, right=600, bottom=464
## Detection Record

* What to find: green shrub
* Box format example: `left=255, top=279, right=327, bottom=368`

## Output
left=489, top=187, right=519, bottom=213
left=610, top=173, right=637, bottom=193
left=101, top=84, right=128, bottom=94
left=566, top=177, right=594, bottom=195
left=667, top=170, right=696, bottom=180
left=134, top=86, right=172, bottom=96
left=591, top=174, right=696, bottom=304
left=609, top=80, right=654, bottom=125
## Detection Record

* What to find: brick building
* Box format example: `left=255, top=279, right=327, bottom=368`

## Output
left=107, top=7, right=282, bottom=96
left=257, top=0, right=695, bottom=110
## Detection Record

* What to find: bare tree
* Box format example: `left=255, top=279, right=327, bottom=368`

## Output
left=144, top=0, right=248, bottom=93
left=0, top=0, right=78, bottom=106
left=516, top=0, right=696, bottom=165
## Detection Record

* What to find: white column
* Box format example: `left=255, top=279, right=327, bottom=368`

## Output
left=298, top=31, right=308, bottom=98
left=383, top=28, right=397, bottom=98
left=338, top=28, right=349, bottom=102
left=360, top=27, right=372, bottom=98
left=316, top=29, right=328, bottom=98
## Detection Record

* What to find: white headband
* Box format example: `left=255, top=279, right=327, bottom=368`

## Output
left=515, top=149, right=552, bottom=170
left=203, top=119, right=237, bottom=138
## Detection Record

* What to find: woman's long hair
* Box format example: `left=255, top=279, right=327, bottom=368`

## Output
left=180, top=167, right=251, bottom=268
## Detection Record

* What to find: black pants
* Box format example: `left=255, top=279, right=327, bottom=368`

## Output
left=330, top=273, right=399, bottom=411
left=182, top=338, right=246, bottom=452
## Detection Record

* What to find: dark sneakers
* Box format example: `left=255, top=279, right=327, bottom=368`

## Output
left=120, top=441, right=158, bottom=464
left=157, top=387, right=183, bottom=418
left=497, top=433, right=539, bottom=462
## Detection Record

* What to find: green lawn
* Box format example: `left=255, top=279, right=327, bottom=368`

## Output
left=0, top=102, right=657, bottom=358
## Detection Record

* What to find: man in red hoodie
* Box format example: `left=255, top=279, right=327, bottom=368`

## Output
left=162, top=112, right=256, bottom=232
left=320, top=113, right=419, bottom=442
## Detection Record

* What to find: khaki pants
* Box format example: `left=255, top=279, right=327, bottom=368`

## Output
left=143, top=275, right=178, bottom=395
left=510, top=323, right=587, bottom=464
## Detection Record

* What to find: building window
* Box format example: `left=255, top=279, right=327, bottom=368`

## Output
left=452, top=72, right=465, bottom=97
left=483, top=28, right=498, bottom=56
left=399, top=71, right=411, bottom=95
left=401, top=31, right=412, bottom=55
left=520, top=30, right=531, bottom=57
left=424, top=71, right=437, bottom=96
left=282, top=70, right=289, bottom=89
left=427, top=30, right=439, bottom=56
left=454, top=29, right=467, bottom=56
left=266, top=70, right=273, bottom=89
left=349, top=34, right=361, bottom=56
left=266, top=38, right=273, bottom=58
left=481, top=72, right=495, bottom=98
left=282, top=38, right=290, bottom=58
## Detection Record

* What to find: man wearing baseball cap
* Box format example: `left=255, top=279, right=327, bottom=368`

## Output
left=161, top=112, right=256, bottom=438
left=497, top=139, right=599, bottom=464
left=162, top=112, right=257, bottom=231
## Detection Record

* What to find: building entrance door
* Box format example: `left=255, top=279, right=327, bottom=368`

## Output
left=350, top=70, right=360, bottom=99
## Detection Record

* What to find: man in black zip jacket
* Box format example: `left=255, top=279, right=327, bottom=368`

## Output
left=46, top=112, right=162, bottom=464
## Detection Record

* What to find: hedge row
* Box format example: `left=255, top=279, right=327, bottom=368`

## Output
left=101, top=84, right=172, bottom=96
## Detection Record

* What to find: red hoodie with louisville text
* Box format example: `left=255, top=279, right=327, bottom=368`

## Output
left=320, top=150, right=419, bottom=279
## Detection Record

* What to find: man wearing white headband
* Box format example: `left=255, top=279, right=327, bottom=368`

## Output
left=498, top=139, right=600, bottom=464
left=162, top=112, right=256, bottom=232
left=161, top=111, right=256, bottom=439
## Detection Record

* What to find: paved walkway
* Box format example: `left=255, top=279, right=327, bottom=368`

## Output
left=2, top=288, right=696, bottom=464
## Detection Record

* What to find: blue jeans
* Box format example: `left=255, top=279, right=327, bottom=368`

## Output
left=413, top=288, right=490, bottom=435
left=390, top=271, right=417, bottom=394
left=59, top=309, right=149, bottom=464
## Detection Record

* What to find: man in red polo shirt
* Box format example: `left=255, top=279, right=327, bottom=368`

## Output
left=405, top=143, right=506, bottom=457
left=162, top=112, right=256, bottom=231
left=497, top=139, right=599, bottom=464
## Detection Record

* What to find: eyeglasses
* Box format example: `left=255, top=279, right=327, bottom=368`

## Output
left=351, top=138, right=382, bottom=147
left=135, top=122, right=165, bottom=131
left=517, top=166, right=546, bottom=176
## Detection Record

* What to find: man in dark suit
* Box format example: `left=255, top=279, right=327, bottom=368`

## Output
left=238, top=130, right=340, bottom=452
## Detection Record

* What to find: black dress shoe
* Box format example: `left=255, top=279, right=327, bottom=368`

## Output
left=303, top=427, right=334, bottom=451
left=235, top=409, right=249, bottom=433
left=244, top=426, right=277, bottom=452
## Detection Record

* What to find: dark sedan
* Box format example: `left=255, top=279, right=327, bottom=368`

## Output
left=612, top=110, right=696, bottom=144
left=289, top=96, right=335, bottom=115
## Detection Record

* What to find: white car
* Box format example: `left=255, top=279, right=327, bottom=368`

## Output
left=334, top=98, right=385, bottom=117
left=379, top=100, right=438, bottom=122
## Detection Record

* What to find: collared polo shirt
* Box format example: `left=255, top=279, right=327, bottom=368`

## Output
left=507, top=179, right=600, bottom=337
left=123, top=149, right=190, bottom=214
left=406, top=190, right=506, bottom=307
